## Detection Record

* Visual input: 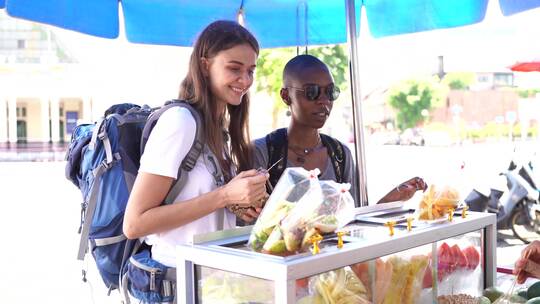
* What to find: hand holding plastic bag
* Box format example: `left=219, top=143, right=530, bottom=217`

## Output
left=280, top=181, right=355, bottom=252
left=247, top=168, right=319, bottom=252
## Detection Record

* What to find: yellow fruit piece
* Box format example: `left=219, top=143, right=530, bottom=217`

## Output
left=403, top=255, right=429, bottom=304
left=417, top=185, right=460, bottom=221
left=312, top=268, right=370, bottom=304
left=382, top=255, right=429, bottom=304
left=418, top=209, right=429, bottom=220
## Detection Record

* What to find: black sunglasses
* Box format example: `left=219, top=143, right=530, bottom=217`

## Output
left=288, top=84, right=340, bottom=102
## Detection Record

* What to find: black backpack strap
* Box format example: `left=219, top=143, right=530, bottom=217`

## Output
left=265, top=128, right=288, bottom=193
left=320, top=134, right=346, bottom=183
left=140, top=99, right=205, bottom=205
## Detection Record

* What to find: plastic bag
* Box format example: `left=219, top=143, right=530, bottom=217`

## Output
left=247, top=167, right=320, bottom=252
left=417, top=184, right=460, bottom=221
left=380, top=255, right=429, bottom=304
left=280, top=181, right=355, bottom=253
left=297, top=267, right=371, bottom=304
left=350, top=258, right=396, bottom=304
left=200, top=268, right=273, bottom=304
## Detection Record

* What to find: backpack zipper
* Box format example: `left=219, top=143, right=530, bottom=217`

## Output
left=129, top=257, right=163, bottom=291
left=150, top=271, right=157, bottom=291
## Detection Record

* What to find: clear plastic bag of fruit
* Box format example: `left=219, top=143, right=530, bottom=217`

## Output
left=247, top=167, right=320, bottom=253
left=280, top=181, right=355, bottom=253
left=416, top=184, right=460, bottom=221
left=297, top=267, right=371, bottom=304
left=200, top=268, right=273, bottom=304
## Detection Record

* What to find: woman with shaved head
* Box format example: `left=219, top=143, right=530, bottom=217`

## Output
left=249, top=54, right=426, bottom=215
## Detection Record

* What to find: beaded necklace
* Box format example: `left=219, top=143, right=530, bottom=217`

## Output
left=288, top=136, right=323, bottom=164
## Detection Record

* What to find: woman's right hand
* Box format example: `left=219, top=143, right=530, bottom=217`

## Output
left=222, top=169, right=269, bottom=207
left=514, top=240, right=540, bottom=283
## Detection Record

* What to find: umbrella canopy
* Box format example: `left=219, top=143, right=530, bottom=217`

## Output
left=2, top=0, right=540, bottom=48
left=509, top=61, right=540, bottom=72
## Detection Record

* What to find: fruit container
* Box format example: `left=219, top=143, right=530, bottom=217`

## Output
left=176, top=202, right=496, bottom=303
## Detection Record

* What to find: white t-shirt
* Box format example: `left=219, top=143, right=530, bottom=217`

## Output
left=139, top=106, right=236, bottom=267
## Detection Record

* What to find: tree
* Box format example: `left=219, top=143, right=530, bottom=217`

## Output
left=308, top=45, right=349, bottom=91
left=388, top=77, right=446, bottom=131
left=255, top=48, right=295, bottom=129
left=442, top=72, right=475, bottom=90
left=255, top=45, right=348, bottom=129
left=517, top=88, right=540, bottom=98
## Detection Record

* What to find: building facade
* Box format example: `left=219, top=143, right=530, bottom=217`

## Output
left=0, top=11, right=92, bottom=144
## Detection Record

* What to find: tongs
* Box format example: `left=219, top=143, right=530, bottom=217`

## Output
left=257, top=157, right=283, bottom=193
left=492, top=278, right=517, bottom=304
left=493, top=250, right=533, bottom=303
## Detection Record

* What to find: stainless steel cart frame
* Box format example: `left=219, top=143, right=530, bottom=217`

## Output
left=176, top=205, right=497, bottom=303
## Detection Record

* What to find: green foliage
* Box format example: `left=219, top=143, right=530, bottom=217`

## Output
left=255, top=45, right=349, bottom=125
left=442, top=72, right=476, bottom=90
left=424, top=121, right=539, bottom=143
left=517, top=88, right=540, bottom=98
left=463, top=122, right=538, bottom=141
left=308, top=45, right=349, bottom=91
left=387, top=77, right=446, bottom=131
left=255, top=48, right=295, bottom=109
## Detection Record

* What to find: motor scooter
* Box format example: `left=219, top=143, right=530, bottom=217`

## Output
left=465, top=159, right=540, bottom=243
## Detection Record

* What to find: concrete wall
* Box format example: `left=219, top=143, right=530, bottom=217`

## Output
left=431, top=90, right=520, bottom=125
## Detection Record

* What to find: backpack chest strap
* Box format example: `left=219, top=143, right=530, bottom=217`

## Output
left=320, top=134, right=345, bottom=183
left=265, top=128, right=288, bottom=191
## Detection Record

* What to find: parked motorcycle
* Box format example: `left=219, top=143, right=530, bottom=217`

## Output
left=465, top=159, right=540, bottom=243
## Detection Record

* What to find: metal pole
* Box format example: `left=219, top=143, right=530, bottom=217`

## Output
left=345, top=0, right=369, bottom=206
left=484, top=217, right=497, bottom=289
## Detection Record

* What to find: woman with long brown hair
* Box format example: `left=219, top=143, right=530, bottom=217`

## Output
left=123, top=21, right=268, bottom=299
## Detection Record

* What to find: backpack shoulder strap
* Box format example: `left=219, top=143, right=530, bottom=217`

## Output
left=320, top=134, right=346, bottom=183
left=140, top=99, right=205, bottom=204
left=265, top=128, right=288, bottom=192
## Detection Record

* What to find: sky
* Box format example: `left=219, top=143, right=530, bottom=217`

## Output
left=355, top=1, right=540, bottom=92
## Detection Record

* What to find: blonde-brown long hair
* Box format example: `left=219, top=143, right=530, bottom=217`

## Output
left=179, top=20, right=259, bottom=177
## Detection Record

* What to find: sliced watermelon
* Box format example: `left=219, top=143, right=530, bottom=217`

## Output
left=463, top=246, right=480, bottom=270
left=438, top=242, right=454, bottom=280
left=450, top=244, right=468, bottom=270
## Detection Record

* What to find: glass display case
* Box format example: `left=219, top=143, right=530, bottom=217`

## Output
left=176, top=203, right=496, bottom=304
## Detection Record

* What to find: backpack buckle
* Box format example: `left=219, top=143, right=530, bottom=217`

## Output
left=97, top=130, right=107, bottom=141
left=101, top=159, right=112, bottom=169
left=193, top=141, right=203, bottom=151
left=182, top=141, right=203, bottom=170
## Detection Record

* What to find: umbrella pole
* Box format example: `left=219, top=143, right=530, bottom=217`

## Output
left=345, top=0, right=369, bottom=207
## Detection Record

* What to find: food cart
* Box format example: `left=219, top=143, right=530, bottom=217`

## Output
left=176, top=202, right=496, bottom=303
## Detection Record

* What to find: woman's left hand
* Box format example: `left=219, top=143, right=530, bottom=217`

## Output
left=378, top=177, right=427, bottom=204
left=227, top=192, right=268, bottom=223
left=396, top=176, right=427, bottom=201
left=228, top=205, right=262, bottom=223
left=241, top=207, right=263, bottom=223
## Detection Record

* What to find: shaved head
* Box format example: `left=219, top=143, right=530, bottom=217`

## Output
left=283, top=54, right=330, bottom=87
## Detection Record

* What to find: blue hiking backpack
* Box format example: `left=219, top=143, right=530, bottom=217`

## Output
left=65, top=100, right=204, bottom=294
